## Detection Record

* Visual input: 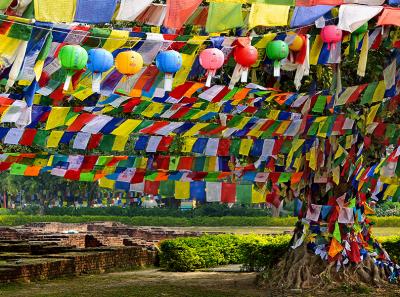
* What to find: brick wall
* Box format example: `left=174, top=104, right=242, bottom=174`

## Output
left=0, top=247, right=156, bottom=283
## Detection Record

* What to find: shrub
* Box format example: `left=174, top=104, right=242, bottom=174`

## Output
left=12, top=204, right=273, bottom=218
left=240, top=235, right=291, bottom=272
left=380, top=236, right=400, bottom=263
left=159, top=234, right=400, bottom=272
left=159, top=234, right=291, bottom=272
left=375, top=202, right=400, bottom=217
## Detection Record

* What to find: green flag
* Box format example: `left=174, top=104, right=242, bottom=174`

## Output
left=333, top=221, right=342, bottom=243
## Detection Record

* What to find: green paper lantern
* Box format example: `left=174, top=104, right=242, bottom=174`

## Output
left=58, top=45, right=88, bottom=91
left=266, top=40, right=289, bottom=77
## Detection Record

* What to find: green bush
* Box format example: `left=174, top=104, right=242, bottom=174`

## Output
left=159, top=234, right=400, bottom=272
left=11, top=204, right=273, bottom=218
left=380, top=236, right=400, bottom=263
left=375, top=202, right=400, bottom=217
left=159, top=234, right=291, bottom=272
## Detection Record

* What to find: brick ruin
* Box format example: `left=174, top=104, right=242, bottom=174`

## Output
left=0, top=222, right=207, bottom=283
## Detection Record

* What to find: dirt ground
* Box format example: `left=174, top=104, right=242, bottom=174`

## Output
left=1, top=268, right=400, bottom=297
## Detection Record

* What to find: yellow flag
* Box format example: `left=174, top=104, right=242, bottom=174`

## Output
left=174, top=36, right=208, bottom=87
left=45, top=107, right=70, bottom=130
left=310, top=35, right=323, bottom=65
left=275, top=120, right=291, bottom=135
left=239, top=139, right=253, bottom=156
left=366, top=104, right=380, bottom=126
left=99, top=177, right=115, bottom=189
left=251, top=186, right=266, bottom=203
left=73, top=87, right=94, bottom=101
left=309, top=146, right=317, bottom=171
left=383, top=184, right=398, bottom=200
left=372, top=81, right=386, bottom=103
left=207, top=156, right=217, bottom=171
left=47, top=131, right=64, bottom=148
left=102, top=30, right=129, bottom=52
left=334, top=144, right=345, bottom=160
left=190, top=110, right=207, bottom=120
left=175, top=181, right=190, bottom=199
left=286, top=139, right=305, bottom=167
left=236, top=117, right=251, bottom=129
left=138, top=157, right=148, bottom=169
left=33, top=158, right=48, bottom=167
left=112, top=135, right=129, bottom=151
left=248, top=3, right=289, bottom=29
left=357, top=33, right=369, bottom=77
left=183, top=123, right=209, bottom=137
left=34, top=0, right=77, bottom=23
left=332, top=166, right=340, bottom=185
left=345, top=135, right=353, bottom=150
left=141, top=102, right=164, bottom=118
left=182, top=137, right=197, bottom=153
left=112, top=119, right=141, bottom=136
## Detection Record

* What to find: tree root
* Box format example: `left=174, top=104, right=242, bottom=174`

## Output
left=263, top=245, right=389, bottom=293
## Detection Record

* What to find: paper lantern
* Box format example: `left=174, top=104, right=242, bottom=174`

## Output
left=115, top=51, right=143, bottom=76
left=321, top=25, right=343, bottom=51
left=266, top=40, right=289, bottom=77
left=155, top=50, right=182, bottom=91
left=199, top=48, right=225, bottom=87
left=87, top=48, right=114, bottom=93
left=58, top=45, right=88, bottom=91
left=233, top=45, right=258, bottom=82
left=287, top=33, right=304, bottom=52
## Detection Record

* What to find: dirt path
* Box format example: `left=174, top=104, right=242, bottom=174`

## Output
left=159, top=226, right=400, bottom=237
left=0, top=269, right=265, bottom=297
left=1, top=268, right=400, bottom=297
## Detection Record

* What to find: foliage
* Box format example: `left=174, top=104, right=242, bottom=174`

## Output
left=159, top=234, right=400, bottom=273
left=240, top=235, right=290, bottom=272
left=375, top=202, right=400, bottom=217
left=2, top=214, right=400, bottom=227
left=381, top=236, right=400, bottom=263
left=159, top=234, right=291, bottom=272
left=8, top=204, right=273, bottom=217
left=0, top=214, right=297, bottom=227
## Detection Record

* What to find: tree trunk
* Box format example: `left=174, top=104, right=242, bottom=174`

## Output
left=262, top=221, right=394, bottom=292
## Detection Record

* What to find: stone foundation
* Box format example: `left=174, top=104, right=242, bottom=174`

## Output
left=0, top=222, right=206, bottom=284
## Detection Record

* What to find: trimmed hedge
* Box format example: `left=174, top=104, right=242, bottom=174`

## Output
left=1, top=214, right=400, bottom=227
left=159, top=234, right=400, bottom=272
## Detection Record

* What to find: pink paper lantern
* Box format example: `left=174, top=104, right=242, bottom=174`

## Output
left=199, top=48, right=225, bottom=87
left=321, top=25, right=343, bottom=51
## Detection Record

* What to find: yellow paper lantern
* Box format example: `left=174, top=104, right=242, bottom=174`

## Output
left=115, top=51, right=143, bottom=75
left=287, top=32, right=304, bottom=52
